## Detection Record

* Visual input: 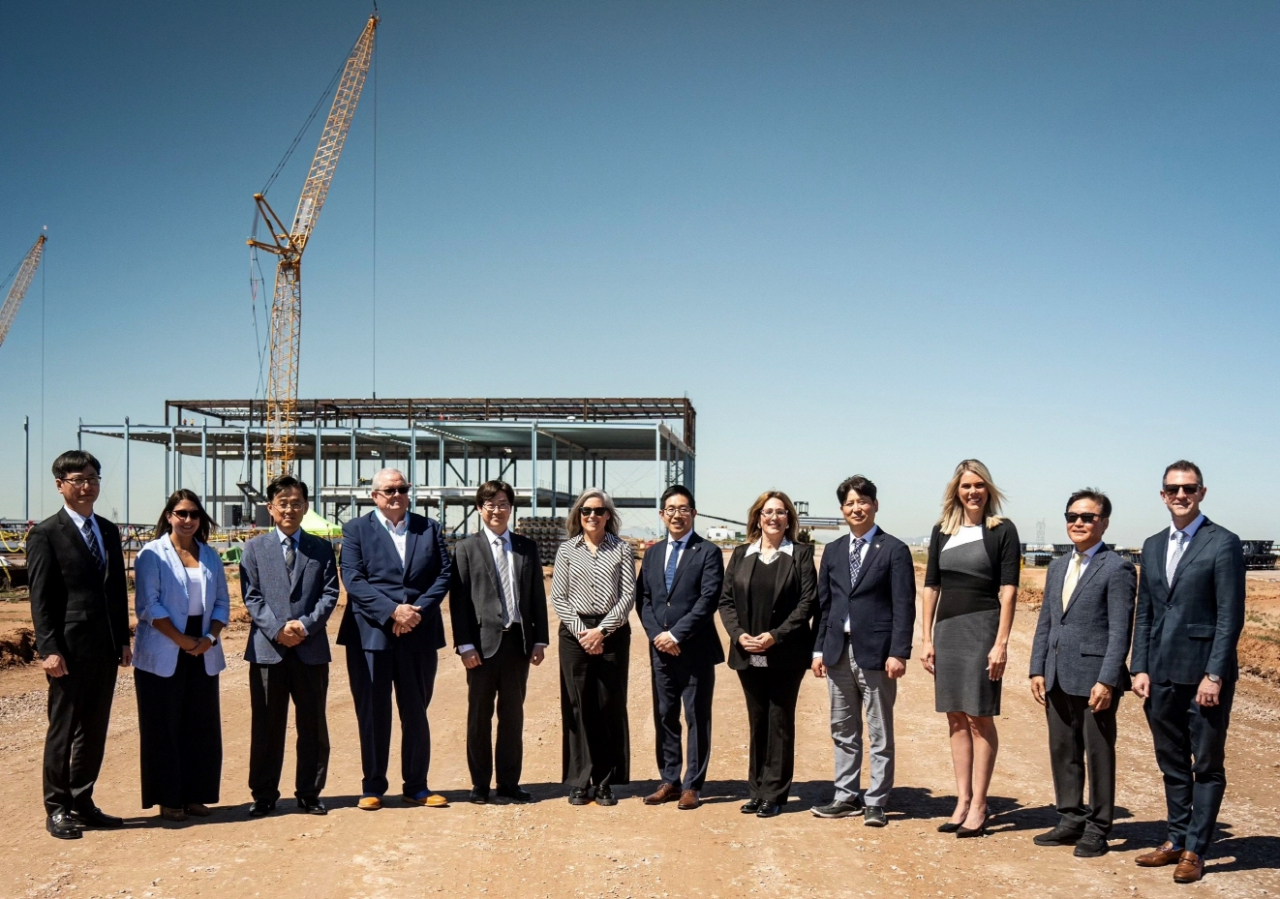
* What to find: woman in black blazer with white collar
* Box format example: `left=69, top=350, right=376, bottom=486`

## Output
left=719, top=490, right=818, bottom=818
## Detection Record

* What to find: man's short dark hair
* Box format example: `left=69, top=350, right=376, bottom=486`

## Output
left=836, top=475, right=877, bottom=505
left=476, top=480, right=516, bottom=507
left=51, top=450, right=101, bottom=479
left=1066, top=488, right=1111, bottom=519
left=1164, top=460, right=1204, bottom=486
left=266, top=474, right=308, bottom=502
left=660, top=485, right=695, bottom=509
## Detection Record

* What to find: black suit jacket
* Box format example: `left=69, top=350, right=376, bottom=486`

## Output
left=27, top=510, right=130, bottom=664
left=1132, top=518, right=1245, bottom=684
left=636, top=531, right=726, bottom=666
left=718, top=543, right=818, bottom=672
left=814, top=529, right=916, bottom=670
left=449, top=530, right=550, bottom=658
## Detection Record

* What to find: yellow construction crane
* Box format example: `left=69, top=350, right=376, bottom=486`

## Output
left=0, top=233, right=47, bottom=351
left=249, top=13, right=378, bottom=478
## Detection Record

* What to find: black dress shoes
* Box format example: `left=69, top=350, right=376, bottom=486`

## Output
left=756, top=802, right=781, bottom=818
left=1034, top=824, right=1084, bottom=846
left=1073, top=834, right=1109, bottom=858
left=496, top=785, right=533, bottom=804
left=47, top=813, right=83, bottom=840
left=469, top=787, right=491, bottom=804
left=568, top=788, right=590, bottom=806
left=248, top=800, right=277, bottom=818
left=811, top=799, right=863, bottom=819
left=71, top=807, right=123, bottom=829
left=740, top=798, right=763, bottom=814
left=595, top=785, right=618, bottom=807
left=297, top=798, right=327, bottom=815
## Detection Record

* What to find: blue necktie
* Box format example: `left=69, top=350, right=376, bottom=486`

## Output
left=664, top=539, right=684, bottom=592
left=848, top=537, right=867, bottom=590
left=83, top=519, right=106, bottom=571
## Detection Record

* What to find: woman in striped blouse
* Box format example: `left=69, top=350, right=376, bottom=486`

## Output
left=552, top=489, right=636, bottom=806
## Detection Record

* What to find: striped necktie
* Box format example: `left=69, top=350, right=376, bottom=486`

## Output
left=82, top=519, right=105, bottom=571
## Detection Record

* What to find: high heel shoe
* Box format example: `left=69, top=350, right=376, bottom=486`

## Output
left=937, top=820, right=963, bottom=833
left=955, top=811, right=989, bottom=838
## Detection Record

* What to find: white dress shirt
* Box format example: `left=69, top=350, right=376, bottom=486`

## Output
left=63, top=506, right=105, bottom=562
left=374, top=508, right=408, bottom=566
left=1166, top=513, right=1206, bottom=576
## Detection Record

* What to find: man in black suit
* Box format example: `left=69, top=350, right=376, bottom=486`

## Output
left=1131, top=460, right=1245, bottom=884
left=27, top=450, right=132, bottom=839
left=811, top=475, right=915, bottom=827
left=449, top=480, right=549, bottom=804
left=635, top=485, right=725, bottom=811
left=1029, top=489, right=1136, bottom=858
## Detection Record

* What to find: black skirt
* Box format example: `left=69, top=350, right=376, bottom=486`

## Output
left=135, top=619, right=222, bottom=809
left=559, top=617, right=631, bottom=789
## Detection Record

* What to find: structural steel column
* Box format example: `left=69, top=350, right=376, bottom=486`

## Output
left=409, top=422, right=418, bottom=511
left=654, top=427, right=662, bottom=514
left=350, top=426, right=357, bottom=522
left=530, top=424, right=539, bottom=516
left=314, top=418, right=322, bottom=517
left=551, top=436, right=557, bottom=517
left=200, top=422, right=208, bottom=507
left=123, top=417, right=130, bottom=526
left=438, top=433, right=446, bottom=525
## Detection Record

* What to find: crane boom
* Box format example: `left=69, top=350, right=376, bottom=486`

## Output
left=249, top=13, right=378, bottom=479
left=0, top=234, right=47, bottom=351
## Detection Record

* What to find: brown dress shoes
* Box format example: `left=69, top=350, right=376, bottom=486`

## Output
left=1135, top=842, right=1184, bottom=867
left=677, top=790, right=700, bottom=810
left=1173, top=851, right=1204, bottom=883
left=644, top=783, right=681, bottom=805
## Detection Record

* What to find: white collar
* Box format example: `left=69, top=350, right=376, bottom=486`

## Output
left=666, top=531, right=694, bottom=547
left=374, top=508, right=408, bottom=535
left=1170, top=514, right=1206, bottom=541
left=848, top=525, right=878, bottom=548
left=64, top=506, right=94, bottom=530
left=746, top=538, right=794, bottom=557
left=482, top=523, right=510, bottom=546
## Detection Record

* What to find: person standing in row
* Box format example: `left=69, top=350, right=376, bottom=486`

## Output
left=1131, top=461, right=1245, bottom=884
left=719, top=491, right=817, bottom=819
left=1029, top=489, right=1136, bottom=858
left=132, top=490, right=229, bottom=822
left=338, top=468, right=453, bottom=811
left=241, top=475, right=340, bottom=817
left=920, top=459, right=1019, bottom=837
left=635, top=485, right=725, bottom=811
left=450, top=480, right=549, bottom=805
left=811, top=476, right=916, bottom=828
left=28, top=451, right=131, bottom=839
left=553, top=489, right=636, bottom=807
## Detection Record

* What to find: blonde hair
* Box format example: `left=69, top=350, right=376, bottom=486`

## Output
left=565, top=488, right=620, bottom=538
left=939, top=459, right=1005, bottom=535
left=746, top=491, right=800, bottom=543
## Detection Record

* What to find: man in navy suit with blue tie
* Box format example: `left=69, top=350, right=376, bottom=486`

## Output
left=811, top=475, right=916, bottom=827
left=636, top=486, right=725, bottom=810
left=337, top=468, right=453, bottom=811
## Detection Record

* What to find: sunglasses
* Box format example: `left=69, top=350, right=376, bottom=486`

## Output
left=378, top=486, right=411, bottom=495
left=1064, top=512, right=1102, bottom=524
left=580, top=507, right=609, bottom=518
left=170, top=509, right=201, bottom=521
left=1162, top=483, right=1201, bottom=496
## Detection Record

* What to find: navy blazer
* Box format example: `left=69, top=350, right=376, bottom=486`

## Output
left=636, top=531, right=726, bottom=666
left=337, top=511, right=453, bottom=652
left=814, top=529, right=916, bottom=670
left=1132, top=518, right=1245, bottom=685
left=1029, top=546, right=1136, bottom=695
left=241, top=529, right=340, bottom=665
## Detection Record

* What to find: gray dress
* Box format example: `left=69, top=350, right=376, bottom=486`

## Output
left=933, top=537, right=1002, bottom=717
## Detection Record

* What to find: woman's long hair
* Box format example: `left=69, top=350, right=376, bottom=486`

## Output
left=154, top=489, right=215, bottom=545
left=938, top=459, right=1005, bottom=535
left=745, top=490, right=799, bottom=544
left=565, top=488, right=621, bottom=539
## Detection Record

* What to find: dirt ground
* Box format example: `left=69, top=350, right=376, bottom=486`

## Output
left=1, top=551, right=1278, bottom=899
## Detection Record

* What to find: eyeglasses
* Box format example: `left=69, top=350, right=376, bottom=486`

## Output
left=59, top=477, right=101, bottom=488
left=273, top=502, right=306, bottom=512
left=377, top=486, right=411, bottom=496
left=580, top=507, right=609, bottom=518
left=1064, top=512, right=1102, bottom=524
left=170, top=509, right=201, bottom=521
left=760, top=510, right=789, bottom=519
left=1162, top=483, right=1201, bottom=496
left=662, top=506, right=693, bottom=517
left=482, top=502, right=512, bottom=513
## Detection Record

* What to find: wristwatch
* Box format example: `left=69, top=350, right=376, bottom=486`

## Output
left=1205, top=673, right=1221, bottom=684
left=204, top=633, right=219, bottom=647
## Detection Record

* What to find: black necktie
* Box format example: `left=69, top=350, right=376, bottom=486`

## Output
left=82, top=519, right=106, bottom=571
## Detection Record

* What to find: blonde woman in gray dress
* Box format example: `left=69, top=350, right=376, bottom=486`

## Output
left=920, top=460, right=1020, bottom=837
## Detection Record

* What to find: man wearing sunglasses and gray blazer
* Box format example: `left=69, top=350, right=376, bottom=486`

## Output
left=1029, top=489, right=1135, bottom=859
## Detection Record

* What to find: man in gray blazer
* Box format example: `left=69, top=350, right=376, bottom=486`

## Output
left=1131, top=461, right=1245, bottom=884
left=449, top=480, right=549, bottom=804
left=240, top=475, right=340, bottom=817
left=1029, top=489, right=1136, bottom=858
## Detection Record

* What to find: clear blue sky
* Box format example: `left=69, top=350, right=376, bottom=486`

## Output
left=2, top=1, right=1278, bottom=544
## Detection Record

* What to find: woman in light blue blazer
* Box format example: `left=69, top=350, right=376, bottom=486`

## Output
left=133, top=489, right=229, bottom=822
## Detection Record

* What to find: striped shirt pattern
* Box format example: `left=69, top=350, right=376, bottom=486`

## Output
left=550, top=533, right=636, bottom=636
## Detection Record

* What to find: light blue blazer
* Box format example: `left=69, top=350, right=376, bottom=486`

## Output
left=133, top=535, right=230, bottom=677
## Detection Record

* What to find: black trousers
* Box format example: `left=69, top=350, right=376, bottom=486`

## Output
left=737, top=665, right=806, bottom=805
left=345, top=643, right=438, bottom=797
left=466, top=627, right=531, bottom=789
left=248, top=652, right=330, bottom=803
left=559, top=622, right=631, bottom=789
left=135, top=624, right=222, bottom=810
left=650, top=648, right=715, bottom=791
left=43, top=656, right=118, bottom=816
left=1045, top=684, right=1119, bottom=837
left=1145, top=678, right=1236, bottom=856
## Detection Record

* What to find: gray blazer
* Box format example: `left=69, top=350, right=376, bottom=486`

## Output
left=449, top=530, right=550, bottom=659
left=240, top=529, right=340, bottom=665
left=1029, top=545, right=1136, bottom=696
